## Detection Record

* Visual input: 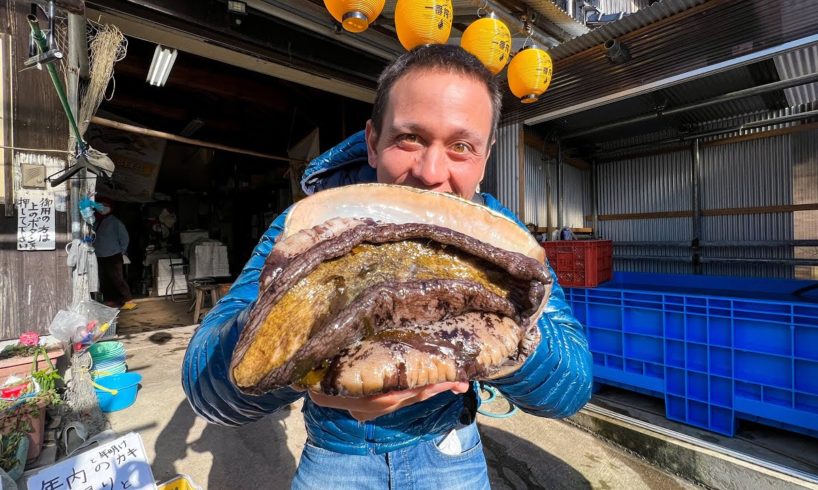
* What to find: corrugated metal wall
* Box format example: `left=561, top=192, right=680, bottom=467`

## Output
left=700, top=135, right=794, bottom=278
left=484, top=121, right=522, bottom=216
left=564, top=164, right=592, bottom=228
left=596, top=126, right=818, bottom=278
left=596, top=150, right=694, bottom=273
left=524, top=145, right=549, bottom=226
left=793, top=129, right=818, bottom=279
left=486, top=122, right=591, bottom=229
left=522, top=147, right=591, bottom=229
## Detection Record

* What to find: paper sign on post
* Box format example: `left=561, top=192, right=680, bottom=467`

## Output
left=17, top=189, right=56, bottom=251
left=26, top=432, right=156, bottom=490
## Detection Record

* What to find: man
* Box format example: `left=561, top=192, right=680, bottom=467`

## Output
left=183, top=44, right=591, bottom=489
left=94, top=199, right=137, bottom=310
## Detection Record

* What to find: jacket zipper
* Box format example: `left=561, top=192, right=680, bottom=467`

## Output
left=365, top=421, right=374, bottom=453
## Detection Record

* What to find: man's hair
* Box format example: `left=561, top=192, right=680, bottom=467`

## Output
left=370, top=44, right=502, bottom=144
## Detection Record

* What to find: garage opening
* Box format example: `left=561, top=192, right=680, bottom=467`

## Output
left=87, top=36, right=372, bottom=332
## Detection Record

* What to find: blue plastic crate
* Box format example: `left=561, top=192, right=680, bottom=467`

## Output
left=566, top=272, right=818, bottom=438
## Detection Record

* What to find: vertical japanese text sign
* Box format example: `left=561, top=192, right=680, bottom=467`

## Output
left=17, top=189, right=56, bottom=251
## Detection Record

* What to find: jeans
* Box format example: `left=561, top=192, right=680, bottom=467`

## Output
left=291, top=422, right=490, bottom=490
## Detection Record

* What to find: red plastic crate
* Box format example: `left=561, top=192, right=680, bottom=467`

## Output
left=543, top=240, right=613, bottom=288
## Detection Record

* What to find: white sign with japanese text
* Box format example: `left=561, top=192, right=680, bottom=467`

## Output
left=26, top=432, right=156, bottom=490
left=17, top=189, right=56, bottom=251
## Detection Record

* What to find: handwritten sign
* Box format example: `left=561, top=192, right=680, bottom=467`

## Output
left=26, top=432, right=156, bottom=490
left=17, top=189, right=56, bottom=251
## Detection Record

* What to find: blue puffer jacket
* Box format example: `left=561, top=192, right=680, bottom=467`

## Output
left=182, top=131, right=593, bottom=455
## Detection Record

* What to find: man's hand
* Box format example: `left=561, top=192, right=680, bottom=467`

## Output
left=306, top=382, right=470, bottom=422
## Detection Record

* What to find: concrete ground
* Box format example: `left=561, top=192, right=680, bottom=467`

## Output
left=117, top=297, right=195, bottom=334
left=105, top=325, right=695, bottom=489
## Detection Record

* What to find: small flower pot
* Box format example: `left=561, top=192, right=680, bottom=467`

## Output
left=0, top=348, right=64, bottom=385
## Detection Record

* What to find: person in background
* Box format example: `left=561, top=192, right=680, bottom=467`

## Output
left=94, top=198, right=137, bottom=311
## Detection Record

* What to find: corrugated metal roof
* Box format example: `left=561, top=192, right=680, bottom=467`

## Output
left=596, top=0, right=654, bottom=15
left=546, top=0, right=708, bottom=60
left=517, top=0, right=590, bottom=39
left=774, top=44, right=818, bottom=107
left=507, top=0, right=818, bottom=125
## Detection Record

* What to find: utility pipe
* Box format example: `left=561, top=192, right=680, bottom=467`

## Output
left=91, top=117, right=302, bottom=163
left=565, top=71, right=818, bottom=140
left=595, top=109, right=818, bottom=158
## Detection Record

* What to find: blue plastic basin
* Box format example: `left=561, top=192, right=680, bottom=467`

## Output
left=94, top=372, right=142, bottom=413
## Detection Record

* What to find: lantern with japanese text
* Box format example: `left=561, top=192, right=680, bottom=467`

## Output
left=394, top=0, right=453, bottom=50
left=460, top=16, right=512, bottom=75
left=324, top=0, right=386, bottom=33
left=507, top=46, right=552, bottom=103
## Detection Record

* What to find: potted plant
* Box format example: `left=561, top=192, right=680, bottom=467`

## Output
left=0, top=346, right=63, bottom=462
left=0, top=332, right=64, bottom=384
left=0, top=430, right=29, bottom=481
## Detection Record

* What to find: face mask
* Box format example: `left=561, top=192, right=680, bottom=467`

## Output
left=98, top=204, right=111, bottom=215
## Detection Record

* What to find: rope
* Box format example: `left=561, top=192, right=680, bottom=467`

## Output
left=477, top=384, right=518, bottom=419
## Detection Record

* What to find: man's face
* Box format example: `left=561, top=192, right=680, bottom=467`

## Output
left=365, top=69, right=494, bottom=201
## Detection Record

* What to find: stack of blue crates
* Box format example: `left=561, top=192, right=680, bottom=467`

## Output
left=565, top=272, right=818, bottom=437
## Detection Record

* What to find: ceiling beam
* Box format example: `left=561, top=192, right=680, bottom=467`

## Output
left=86, top=6, right=377, bottom=103
left=113, top=56, right=292, bottom=114
left=244, top=0, right=403, bottom=60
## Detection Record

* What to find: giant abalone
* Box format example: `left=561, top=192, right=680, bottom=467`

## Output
left=230, top=184, right=552, bottom=397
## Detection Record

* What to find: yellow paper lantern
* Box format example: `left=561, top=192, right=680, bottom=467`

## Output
left=507, top=46, right=553, bottom=103
left=460, top=16, right=512, bottom=75
left=324, top=0, right=386, bottom=33
left=394, top=0, right=453, bottom=51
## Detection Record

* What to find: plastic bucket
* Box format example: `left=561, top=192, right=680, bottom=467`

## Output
left=94, top=372, right=142, bottom=413
left=89, top=341, right=125, bottom=362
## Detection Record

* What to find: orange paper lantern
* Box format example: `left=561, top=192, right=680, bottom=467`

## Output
left=324, top=0, right=386, bottom=33
left=507, top=46, right=553, bottom=103
left=394, top=0, right=453, bottom=51
left=460, top=16, right=512, bottom=75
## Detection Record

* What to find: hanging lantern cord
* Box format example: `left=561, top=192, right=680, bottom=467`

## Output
left=477, top=0, right=488, bottom=18
left=522, top=18, right=534, bottom=49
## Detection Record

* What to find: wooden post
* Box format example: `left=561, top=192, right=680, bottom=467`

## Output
left=517, top=123, right=526, bottom=223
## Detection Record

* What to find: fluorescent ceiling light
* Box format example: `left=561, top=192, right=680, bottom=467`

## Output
left=146, top=45, right=178, bottom=87
left=228, top=1, right=247, bottom=15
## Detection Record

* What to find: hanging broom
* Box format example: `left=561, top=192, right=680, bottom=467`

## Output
left=27, top=14, right=115, bottom=187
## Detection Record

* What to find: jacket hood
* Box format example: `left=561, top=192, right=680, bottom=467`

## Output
left=300, top=130, right=375, bottom=196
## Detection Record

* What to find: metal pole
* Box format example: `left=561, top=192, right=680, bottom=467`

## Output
left=564, top=72, right=818, bottom=140
left=557, top=139, right=564, bottom=231
left=614, top=255, right=818, bottom=266
left=91, top=117, right=299, bottom=163
left=564, top=0, right=574, bottom=20
left=691, top=138, right=702, bottom=274
left=596, top=109, right=818, bottom=159
left=591, top=158, right=598, bottom=238
left=545, top=149, right=552, bottom=233
left=67, top=13, right=83, bottom=240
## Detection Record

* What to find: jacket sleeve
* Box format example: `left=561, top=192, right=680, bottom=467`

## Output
left=117, top=219, right=130, bottom=255
left=483, top=197, right=593, bottom=418
left=182, top=209, right=303, bottom=426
